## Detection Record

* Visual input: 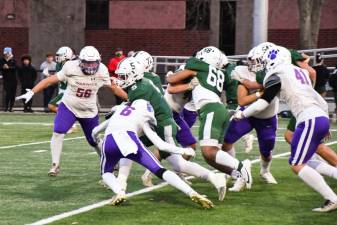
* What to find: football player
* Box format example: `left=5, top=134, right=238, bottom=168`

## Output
left=92, top=99, right=213, bottom=208
left=112, top=57, right=228, bottom=201
left=16, top=46, right=112, bottom=176
left=166, top=46, right=252, bottom=189
left=233, top=45, right=337, bottom=212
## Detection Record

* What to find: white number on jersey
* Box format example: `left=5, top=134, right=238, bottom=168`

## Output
left=206, top=66, right=225, bottom=92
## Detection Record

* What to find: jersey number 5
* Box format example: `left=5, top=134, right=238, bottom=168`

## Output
left=207, top=66, right=225, bottom=92
left=76, top=88, right=92, bottom=98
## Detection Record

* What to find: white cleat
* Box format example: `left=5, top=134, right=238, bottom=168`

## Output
left=242, top=159, right=253, bottom=189
left=243, top=134, right=254, bottom=153
left=110, top=193, right=126, bottom=206
left=312, top=200, right=337, bottom=212
left=228, top=178, right=246, bottom=192
left=141, top=171, right=154, bottom=187
left=189, top=192, right=214, bottom=209
left=260, top=172, right=278, bottom=184
left=48, top=163, right=60, bottom=177
left=209, top=173, right=227, bottom=201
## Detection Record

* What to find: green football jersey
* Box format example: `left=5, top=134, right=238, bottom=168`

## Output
left=127, top=78, right=172, bottom=123
left=143, top=72, right=164, bottom=95
left=185, top=57, right=226, bottom=97
left=222, top=63, right=238, bottom=108
left=56, top=62, right=67, bottom=91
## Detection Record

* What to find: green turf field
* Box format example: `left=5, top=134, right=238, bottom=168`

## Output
left=1, top=113, right=337, bottom=225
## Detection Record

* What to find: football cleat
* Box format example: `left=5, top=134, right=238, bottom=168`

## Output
left=312, top=200, right=337, bottom=212
left=48, top=163, right=60, bottom=177
left=141, top=171, right=154, bottom=187
left=242, top=159, right=253, bottom=189
left=243, top=134, right=254, bottom=153
left=110, top=193, right=126, bottom=206
left=260, top=172, right=278, bottom=184
left=228, top=178, right=246, bottom=192
left=209, top=173, right=227, bottom=201
left=189, top=192, right=214, bottom=209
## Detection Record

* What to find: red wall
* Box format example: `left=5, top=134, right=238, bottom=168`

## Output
left=85, top=29, right=209, bottom=62
left=0, top=27, right=29, bottom=61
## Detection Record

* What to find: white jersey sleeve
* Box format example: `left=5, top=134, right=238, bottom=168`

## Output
left=56, top=61, right=69, bottom=82
left=232, top=65, right=256, bottom=82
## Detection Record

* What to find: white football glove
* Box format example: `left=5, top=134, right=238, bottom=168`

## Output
left=15, top=89, right=34, bottom=103
left=230, top=70, right=244, bottom=83
left=188, top=77, right=199, bottom=90
left=232, top=110, right=245, bottom=121
left=166, top=71, right=173, bottom=77
left=181, top=147, right=196, bottom=158
left=42, top=67, right=49, bottom=77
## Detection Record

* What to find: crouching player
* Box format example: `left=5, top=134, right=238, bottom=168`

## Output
left=234, top=45, right=337, bottom=212
left=92, top=99, right=214, bottom=208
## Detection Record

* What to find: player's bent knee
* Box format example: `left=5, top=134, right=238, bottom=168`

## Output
left=154, top=168, right=167, bottom=179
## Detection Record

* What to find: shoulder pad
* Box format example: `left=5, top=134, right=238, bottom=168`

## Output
left=264, top=74, right=281, bottom=89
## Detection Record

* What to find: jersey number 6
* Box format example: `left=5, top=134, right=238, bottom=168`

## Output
left=76, top=88, right=92, bottom=98
left=207, top=66, right=225, bottom=92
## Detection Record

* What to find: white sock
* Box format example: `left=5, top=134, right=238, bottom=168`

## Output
left=215, top=150, right=240, bottom=169
left=166, top=154, right=210, bottom=180
left=162, top=170, right=195, bottom=196
left=227, top=146, right=236, bottom=158
left=117, top=158, right=133, bottom=191
left=50, top=132, right=65, bottom=165
left=260, top=158, right=271, bottom=174
left=102, top=172, right=125, bottom=195
left=307, top=160, right=337, bottom=180
left=298, top=165, right=337, bottom=203
left=93, top=140, right=102, bottom=157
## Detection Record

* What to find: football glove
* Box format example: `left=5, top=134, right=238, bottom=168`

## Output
left=15, top=89, right=34, bottom=103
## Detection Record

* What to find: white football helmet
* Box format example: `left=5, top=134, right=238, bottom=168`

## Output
left=262, top=46, right=291, bottom=72
left=78, top=46, right=101, bottom=75
left=133, top=51, right=154, bottom=72
left=115, top=57, right=144, bottom=88
left=195, top=46, right=228, bottom=69
left=55, top=46, right=73, bottom=63
left=247, top=42, right=276, bottom=72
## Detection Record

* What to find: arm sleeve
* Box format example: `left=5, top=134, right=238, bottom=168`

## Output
left=92, top=119, right=110, bottom=139
left=142, top=123, right=184, bottom=154
left=56, top=63, right=68, bottom=81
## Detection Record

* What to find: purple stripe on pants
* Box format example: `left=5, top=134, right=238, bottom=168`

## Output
left=54, top=102, right=99, bottom=146
left=289, top=117, right=329, bottom=165
left=101, top=131, right=163, bottom=175
left=173, top=111, right=197, bottom=147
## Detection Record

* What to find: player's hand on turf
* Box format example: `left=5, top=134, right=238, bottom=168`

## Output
left=232, top=110, right=245, bottom=121
left=182, top=147, right=196, bottom=158
left=15, top=89, right=34, bottom=103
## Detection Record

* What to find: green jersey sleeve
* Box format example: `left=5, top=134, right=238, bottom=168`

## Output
left=256, top=71, right=266, bottom=84
left=144, top=72, right=164, bottom=94
left=289, top=49, right=306, bottom=66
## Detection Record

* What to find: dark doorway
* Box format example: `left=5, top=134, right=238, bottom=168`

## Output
left=219, top=1, right=236, bottom=55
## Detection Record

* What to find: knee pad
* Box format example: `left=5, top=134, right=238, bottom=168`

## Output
left=154, top=168, right=167, bottom=179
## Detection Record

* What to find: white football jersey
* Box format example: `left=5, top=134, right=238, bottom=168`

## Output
left=164, top=89, right=194, bottom=113
left=56, top=60, right=111, bottom=118
left=264, top=64, right=328, bottom=124
left=105, top=99, right=157, bottom=137
left=235, top=65, right=279, bottom=119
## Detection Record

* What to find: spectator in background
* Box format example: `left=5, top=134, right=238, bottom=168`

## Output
left=18, top=55, right=37, bottom=112
left=314, top=53, right=330, bottom=97
left=40, top=53, right=57, bottom=112
left=108, top=48, right=125, bottom=77
left=0, top=47, right=17, bottom=112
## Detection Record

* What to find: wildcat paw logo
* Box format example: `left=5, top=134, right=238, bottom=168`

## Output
left=268, top=49, right=279, bottom=60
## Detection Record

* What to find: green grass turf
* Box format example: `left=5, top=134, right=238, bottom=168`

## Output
left=1, top=113, right=337, bottom=225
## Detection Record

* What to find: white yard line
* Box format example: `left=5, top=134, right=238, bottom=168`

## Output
left=1, top=122, right=54, bottom=126
left=0, top=136, right=85, bottom=150
left=33, top=150, right=48, bottom=153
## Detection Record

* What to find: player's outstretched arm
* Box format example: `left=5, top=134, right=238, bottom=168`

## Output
left=15, top=75, right=59, bottom=103
left=296, top=60, right=316, bottom=87
left=237, top=84, right=263, bottom=107
left=166, top=69, right=196, bottom=84
left=110, top=83, right=128, bottom=100
left=142, top=123, right=195, bottom=157
left=241, top=79, right=263, bottom=90
left=92, top=119, right=110, bottom=143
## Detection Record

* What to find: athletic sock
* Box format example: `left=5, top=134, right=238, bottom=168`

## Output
left=307, top=160, right=337, bottom=180
left=50, top=132, right=65, bottom=165
left=227, top=146, right=236, bottom=158
left=260, top=158, right=271, bottom=174
left=102, top=172, right=124, bottom=195
left=215, top=150, right=240, bottom=170
left=166, top=154, right=210, bottom=180
left=298, top=165, right=337, bottom=203
left=162, top=170, right=194, bottom=196
left=117, top=159, right=133, bottom=191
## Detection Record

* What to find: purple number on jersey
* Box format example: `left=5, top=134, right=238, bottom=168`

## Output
left=294, top=68, right=310, bottom=85
left=120, top=106, right=135, bottom=116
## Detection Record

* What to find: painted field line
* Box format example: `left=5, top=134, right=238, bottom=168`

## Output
left=1, top=122, right=54, bottom=126
left=33, top=150, right=48, bottom=153
left=28, top=145, right=321, bottom=225
left=0, top=136, right=85, bottom=150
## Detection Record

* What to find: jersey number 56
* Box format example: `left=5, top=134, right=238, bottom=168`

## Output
left=76, top=88, right=92, bottom=98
